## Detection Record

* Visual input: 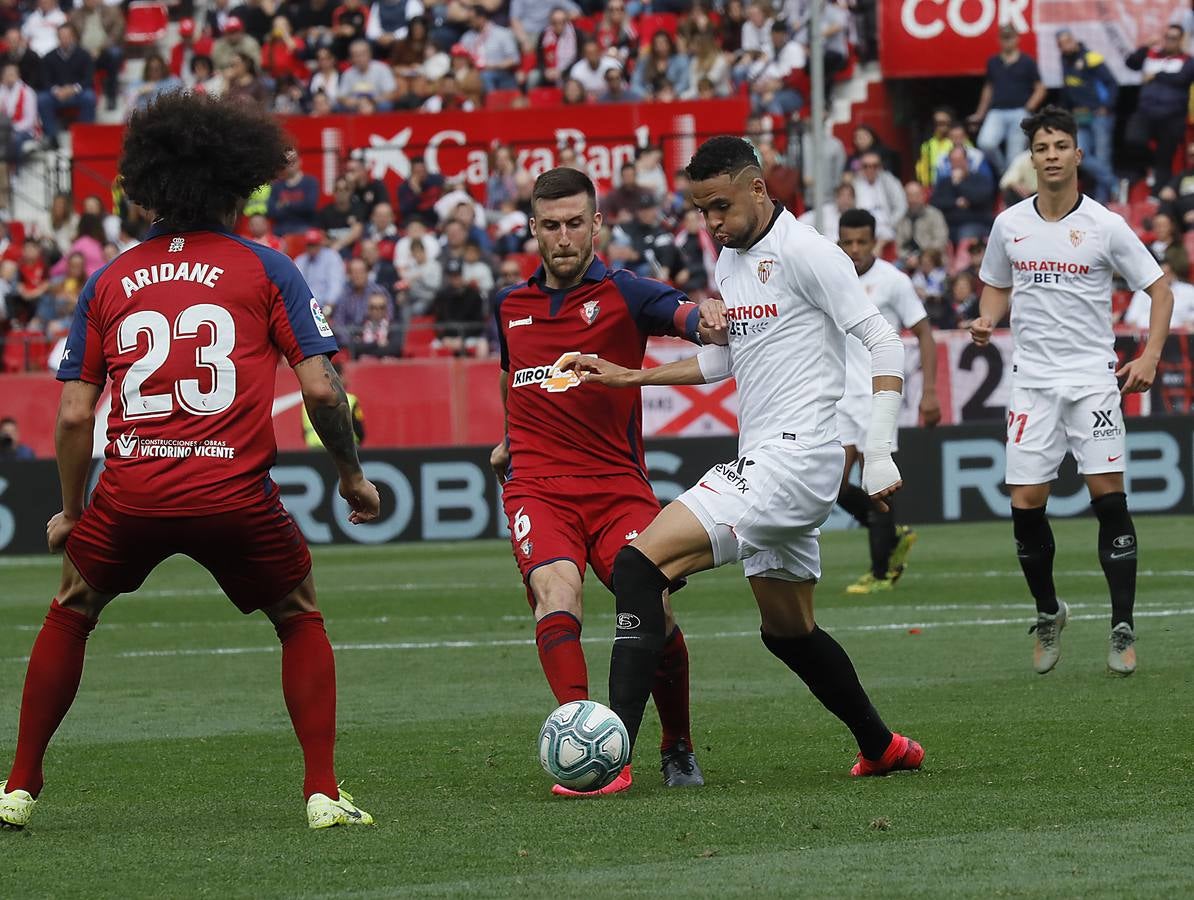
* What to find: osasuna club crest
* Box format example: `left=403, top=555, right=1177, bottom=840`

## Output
left=581, top=300, right=599, bottom=325
left=757, top=259, right=775, bottom=283
left=520, top=538, right=533, bottom=558
left=1070, top=229, right=1085, bottom=247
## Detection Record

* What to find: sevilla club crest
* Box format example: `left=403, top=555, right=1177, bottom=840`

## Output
left=581, top=300, right=599, bottom=325
left=757, top=259, right=775, bottom=284
left=1069, top=229, right=1085, bottom=247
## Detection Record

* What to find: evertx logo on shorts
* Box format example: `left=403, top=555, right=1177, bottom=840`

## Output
left=1091, top=410, right=1121, bottom=439
left=511, top=352, right=587, bottom=393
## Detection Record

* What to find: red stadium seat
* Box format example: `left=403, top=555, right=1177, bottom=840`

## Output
left=404, top=315, right=438, bottom=357
left=125, top=1, right=169, bottom=47
left=528, top=86, right=562, bottom=107
left=637, top=13, right=679, bottom=45
left=284, top=233, right=307, bottom=259
left=511, top=252, right=540, bottom=280
left=573, top=15, right=597, bottom=34
left=1127, top=197, right=1159, bottom=233
left=486, top=88, right=523, bottom=110
left=2, top=330, right=39, bottom=373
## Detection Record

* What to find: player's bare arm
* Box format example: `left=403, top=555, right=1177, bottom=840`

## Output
left=47, top=380, right=102, bottom=553
left=567, top=344, right=730, bottom=388
left=970, top=285, right=1012, bottom=346
left=1116, top=276, right=1174, bottom=395
left=295, top=354, right=380, bottom=523
left=910, top=318, right=941, bottom=427
left=490, top=370, right=510, bottom=483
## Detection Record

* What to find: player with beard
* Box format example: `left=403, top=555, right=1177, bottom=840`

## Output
left=568, top=137, right=925, bottom=779
left=491, top=167, right=722, bottom=795
left=971, top=106, right=1171, bottom=675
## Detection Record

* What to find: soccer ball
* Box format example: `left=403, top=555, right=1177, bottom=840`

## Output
left=538, top=700, right=630, bottom=791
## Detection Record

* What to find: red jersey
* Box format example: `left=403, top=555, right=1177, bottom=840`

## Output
left=58, top=225, right=339, bottom=516
left=494, top=257, right=700, bottom=480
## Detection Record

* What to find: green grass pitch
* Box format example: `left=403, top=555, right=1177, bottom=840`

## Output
left=2, top=517, right=1192, bottom=898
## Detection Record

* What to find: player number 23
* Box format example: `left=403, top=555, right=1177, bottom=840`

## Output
left=118, top=304, right=237, bottom=419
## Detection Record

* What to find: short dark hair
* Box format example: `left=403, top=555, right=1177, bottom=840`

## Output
left=120, top=93, right=290, bottom=230
left=685, top=135, right=760, bottom=182
left=1020, top=104, right=1077, bottom=143
left=838, top=208, right=877, bottom=237
left=1165, top=243, right=1190, bottom=280
left=532, top=166, right=597, bottom=213
left=1169, top=23, right=1185, bottom=37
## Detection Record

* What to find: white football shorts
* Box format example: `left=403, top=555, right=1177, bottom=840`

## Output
left=1005, top=383, right=1127, bottom=485
left=676, top=440, right=844, bottom=582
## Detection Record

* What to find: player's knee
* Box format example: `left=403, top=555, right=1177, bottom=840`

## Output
left=264, top=574, right=319, bottom=623
left=612, top=546, right=669, bottom=638
left=1011, top=504, right=1053, bottom=555
left=55, top=568, right=111, bottom=620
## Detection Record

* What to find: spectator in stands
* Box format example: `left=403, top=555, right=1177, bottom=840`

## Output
left=396, top=156, right=444, bottom=227
left=261, top=15, right=308, bottom=83
left=561, top=76, right=587, bottom=103
left=0, top=416, right=34, bottom=461
left=221, top=51, right=270, bottom=107
left=911, top=247, right=947, bottom=304
left=594, top=0, right=636, bottom=64
left=365, top=202, right=401, bottom=253
left=846, top=125, right=899, bottom=178
left=602, top=161, right=643, bottom=223
left=53, top=210, right=104, bottom=276
left=309, top=46, right=342, bottom=106
left=172, top=19, right=213, bottom=88
left=916, top=106, right=955, bottom=186
left=2, top=29, right=43, bottom=95
left=460, top=240, right=494, bottom=294
left=683, top=32, right=729, bottom=99
left=312, top=177, right=360, bottom=257
left=634, top=145, right=668, bottom=201
left=999, top=149, right=1037, bottom=207
left=485, top=143, right=518, bottom=212
left=1159, top=143, right=1194, bottom=228
left=458, top=5, right=520, bottom=93
left=226, top=0, right=271, bottom=42
left=34, top=248, right=83, bottom=337
left=246, top=213, right=283, bottom=251
left=267, top=154, right=319, bottom=237
left=354, top=289, right=405, bottom=359
left=37, top=23, right=94, bottom=147
left=740, top=1, right=773, bottom=56
left=338, top=38, right=396, bottom=111
left=190, top=55, right=221, bottom=96
left=331, top=0, right=370, bottom=59
left=345, top=150, right=392, bottom=216
left=1056, top=29, right=1118, bottom=202
left=798, top=181, right=854, bottom=241
left=387, top=14, right=430, bottom=73
left=610, top=192, right=678, bottom=279
left=126, top=54, right=183, bottom=115
left=332, top=256, right=390, bottom=339
left=44, top=191, right=76, bottom=250
left=952, top=270, right=994, bottom=328
left=800, top=0, right=850, bottom=100
left=632, top=30, right=690, bottom=98
left=1122, top=244, right=1194, bottom=329
left=533, top=7, right=580, bottom=88
left=366, top=0, right=425, bottom=50
left=569, top=38, right=619, bottom=96
left=510, top=0, right=580, bottom=54
left=70, top=0, right=122, bottom=112
left=967, top=24, right=1045, bottom=174
left=394, top=218, right=440, bottom=273
left=921, top=282, right=959, bottom=331
left=672, top=207, right=715, bottom=296
left=360, top=238, right=399, bottom=294
left=600, top=65, right=642, bottom=103
left=931, top=146, right=995, bottom=244
left=1147, top=211, right=1179, bottom=263
left=851, top=150, right=905, bottom=253
left=401, top=237, right=441, bottom=314
left=212, top=17, right=261, bottom=71
left=895, top=181, right=949, bottom=257
left=748, top=21, right=805, bottom=116
left=718, top=0, right=746, bottom=55
left=439, top=217, right=470, bottom=267
left=16, top=239, right=48, bottom=322
left=296, top=228, right=347, bottom=307
left=800, top=120, right=846, bottom=195
left=433, top=256, right=486, bottom=356
left=1125, top=24, right=1194, bottom=191
left=936, top=122, right=993, bottom=184
left=961, top=237, right=987, bottom=286
left=22, top=0, right=65, bottom=59
left=0, top=61, right=38, bottom=163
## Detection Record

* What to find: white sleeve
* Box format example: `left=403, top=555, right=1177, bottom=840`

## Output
left=1106, top=215, right=1165, bottom=292
left=979, top=215, right=1013, bottom=289
left=796, top=239, right=877, bottom=333
left=894, top=272, right=929, bottom=328
left=847, top=312, right=905, bottom=381
left=697, top=344, right=733, bottom=383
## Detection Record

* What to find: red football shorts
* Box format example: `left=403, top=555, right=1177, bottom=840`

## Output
left=66, top=487, right=312, bottom=614
left=501, top=473, right=663, bottom=595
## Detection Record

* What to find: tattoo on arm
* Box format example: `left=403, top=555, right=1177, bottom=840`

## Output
left=307, top=355, right=361, bottom=472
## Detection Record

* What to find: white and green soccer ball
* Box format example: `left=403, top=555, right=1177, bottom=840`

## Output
left=538, top=700, right=630, bottom=791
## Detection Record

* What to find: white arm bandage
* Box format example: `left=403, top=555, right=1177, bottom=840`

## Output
left=696, top=343, right=733, bottom=383
left=847, top=312, right=905, bottom=380
left=847, top=313, right=904, bottom=495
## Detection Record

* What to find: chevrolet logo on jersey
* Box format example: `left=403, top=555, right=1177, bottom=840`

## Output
left=511, top=352, right=586, bottom=393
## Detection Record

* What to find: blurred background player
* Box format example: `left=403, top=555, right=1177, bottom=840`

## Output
left=0, top=95, right=380, bottom=831
left=971, top=106, right=1172, bottom=677
left=490, top=167, right=719, bottom=796
left=835, top=208, right=940, bottom=594
left=570, top=137, right=924, bottom=780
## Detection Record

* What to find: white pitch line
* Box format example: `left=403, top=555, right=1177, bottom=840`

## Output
left=909, top=569, right=1194, bottom=579
left=1, top=606, right=1191, bottom=664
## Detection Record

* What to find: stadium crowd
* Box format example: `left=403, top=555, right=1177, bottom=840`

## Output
left=1, top=0, right=1194, bottom=371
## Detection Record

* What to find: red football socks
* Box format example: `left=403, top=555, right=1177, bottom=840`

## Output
left=275, top=612, right=339, bottom=800
left=7, top=600, right=96, bottom=797
left=535, top=611, right=588, bottom=704
left=652, top=627, right=693, bottom=751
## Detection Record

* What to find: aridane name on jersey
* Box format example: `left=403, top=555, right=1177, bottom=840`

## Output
left=511, top=352, right=586, bottom=393
left=120, top=261, right=226, bottom=298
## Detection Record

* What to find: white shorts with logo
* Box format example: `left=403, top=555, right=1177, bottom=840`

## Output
left=835, top=393, right=899, bottom=452
left=1005, top=383, right=1127, bottom=485
left=676, top=440, right=843, bottom=582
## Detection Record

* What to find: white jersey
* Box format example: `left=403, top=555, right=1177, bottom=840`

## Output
left=714, top=205, right=879, bottom=453
left=1124, top=278, right=1194, bottom=330
left=980, top=195, right=1163, bottom=388
left=843, top=258, right=927, bottom=400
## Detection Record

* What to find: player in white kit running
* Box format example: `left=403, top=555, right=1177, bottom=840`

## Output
left=568, top=136, right=925, bottom=779
left=970, top=106, right=1173, bottom=677
left=836, top=208, right=940, bottom=594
